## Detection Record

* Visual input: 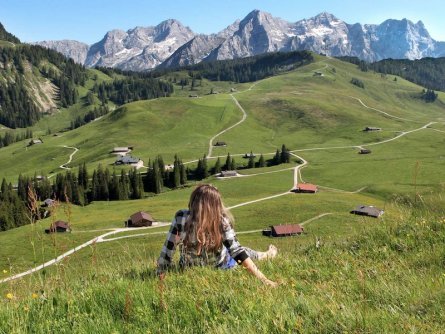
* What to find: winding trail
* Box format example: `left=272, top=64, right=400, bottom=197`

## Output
left=207, top=94, right=247, bottom=158
left=290, top=122, right=435, bottom=154
left=48, top=146, right=79, bottom=179
left=59, top=146, right=79, bottom=170
left=347, top=96, right=417, bottom=123
left=206, top=74, right=276, bottom=158
left=0, top=223, right=169, bottom=284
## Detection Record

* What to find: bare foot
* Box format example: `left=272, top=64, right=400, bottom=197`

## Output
left=266, top=244, right=278, bottom=259
left=258, top=244, right=278, bottom=260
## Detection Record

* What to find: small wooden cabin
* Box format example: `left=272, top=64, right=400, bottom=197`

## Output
left=220, top=170, right=238, bottom=177
left=45, top=221, right=71, bottom=234
left=127, top=211, right=155, bottom=227
left=293, top=183, right=318, bottom=193
left=263, top=224, right=304, bottom=237
left=350, top=205, right=384, bottom=218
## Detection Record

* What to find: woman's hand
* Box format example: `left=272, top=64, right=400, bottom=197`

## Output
left=262, top=278, right=279, bottom=287
left=242, top=258, right=278, bottom=287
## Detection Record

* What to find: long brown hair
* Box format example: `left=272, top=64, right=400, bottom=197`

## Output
left=184, top=184, right=232, bottom=254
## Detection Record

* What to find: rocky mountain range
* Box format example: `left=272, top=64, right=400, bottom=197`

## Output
left=34, top=10, right=445, bottom=71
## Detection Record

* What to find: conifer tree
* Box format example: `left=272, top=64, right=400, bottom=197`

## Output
left=213, top=157, right=222, bottom=174
left=273, top=149, right=281, bottom=166
left=172, top=155, right=181, bottom=188
left=109, top=171, right=119, bottom=200
left=225, top=153, right=231, bottom=170
left=180, top=163, right=187, bottom=185
left=258, top=154, right=266, bottom=168
left=118, top=170, right=129, bottom=200
left=230, top=157, right=236, bottom=171
left=202, top=154, right=208, bottom=178
left=153, top=159, right=163, bottom=194
left=248, top=154, right=255, bottom=169
left=280, top=144, right=290, bottom=163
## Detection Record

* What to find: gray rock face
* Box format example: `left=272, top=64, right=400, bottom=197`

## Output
left=85, top=19, right=195, bottom=70
left=206, top=11, right=444, bottom=63
left=159, top=34, right=225, bottom=68
left=34, top=40, right=89, bottom=64
left=206, top=10, right=293, bottom=61
left=34, top=10, right=445, bottom=71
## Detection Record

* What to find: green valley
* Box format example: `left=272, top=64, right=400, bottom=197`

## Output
left=1, top=50, right=444, bottom=333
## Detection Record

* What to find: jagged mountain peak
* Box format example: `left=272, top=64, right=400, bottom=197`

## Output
left=83, top=18, right=195, bottom=70
left=35, top=11, right=445, bottom=71
left=240, top=9, right=287, bottom=27
left=244, top=9, right=273, bottom=20
left=306, top=12, right=342, bottom=26
left=313, top=12, right=338, bottom=20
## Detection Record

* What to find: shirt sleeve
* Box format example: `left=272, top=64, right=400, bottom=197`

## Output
left=221, top=217, right=249, bottom=265
left=157, top=210, right=186, bottom=274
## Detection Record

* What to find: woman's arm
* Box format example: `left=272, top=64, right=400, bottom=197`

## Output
left=157, top=210, right=186, bottom=276
left=221, top=218, right=278, bottom=287
left=241, top=257, right=278, bottom=287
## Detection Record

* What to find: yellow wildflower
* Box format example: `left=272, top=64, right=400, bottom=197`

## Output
left=31, top=293, right=38, bottom=299
left=24, top=306, right=29, bottom=312
left=6, top=293, right=13, bottom=300
left=2, top=270, right=7, bottom=274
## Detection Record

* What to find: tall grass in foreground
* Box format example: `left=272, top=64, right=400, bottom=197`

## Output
left=1, top=197, right=444, bottom=333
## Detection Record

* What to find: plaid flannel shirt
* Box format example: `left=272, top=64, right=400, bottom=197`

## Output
left=157, top=209, right=249, bottom=274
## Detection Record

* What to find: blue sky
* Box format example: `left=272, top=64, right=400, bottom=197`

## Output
left=1, top=0, right=444, bottom=44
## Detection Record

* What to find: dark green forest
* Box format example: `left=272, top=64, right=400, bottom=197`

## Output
left=338, top=56, right=445, bottom=92
left=93, top=73, right=174, bottom=105
left=152, top=51, right=314, bottom=83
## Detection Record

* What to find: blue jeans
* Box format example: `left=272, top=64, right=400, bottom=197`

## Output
left=219, top=247, right=259, bottom=269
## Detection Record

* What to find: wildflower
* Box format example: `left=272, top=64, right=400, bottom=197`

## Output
left=6, top=293, right=13, bottom=300
left=2, top=270, right=7, bottom=274
left=31, top=293, right=38, bottom=299
left=24, top=306, right=29, bottom=312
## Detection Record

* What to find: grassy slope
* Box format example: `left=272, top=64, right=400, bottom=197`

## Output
left=1, top=201, right=443, bottom=333
left=1, top=55, right=445, bottom=332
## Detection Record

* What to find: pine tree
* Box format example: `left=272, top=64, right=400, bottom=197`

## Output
left=280, top=144, right=290, bottom=163
left=118, top=170, right=129, bottom=200
left=180, top=163, right=187, bottom=185
left=157, top=155, right=166, bottom=181
left=230, top=157, right=236, bottom=171
left=109, top=171, right=119, bottom=200
left=225, top=153, right=231, bottom=170
left=153, top=159, right=163, bottom=194
left=258, top=154, right=266, bottom=168
left=273, top=149, right=281, bottom=166
left=213, top=157, right=222, bottom=174
left=202, top=154, right=208, bottom=178
left=247, top=154, right=255, bottom=169
left=144, top=163, right=154, bottom=193
left=91, top=170, right=99, bottom=201
left=173, top=160, right=181, bottom=188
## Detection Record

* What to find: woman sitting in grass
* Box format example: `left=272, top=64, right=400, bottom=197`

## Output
left=157, top=184, right=278, bottom=286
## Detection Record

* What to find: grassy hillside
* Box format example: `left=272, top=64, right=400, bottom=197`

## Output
left=1, top=54, right=445, bottom=332
left=2, top=55, right=444, bottom=190
left=0, top=197, right=443, bottom=333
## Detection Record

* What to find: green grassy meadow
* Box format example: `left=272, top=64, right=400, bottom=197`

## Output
left=1, top=54, right=445, bottom=332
